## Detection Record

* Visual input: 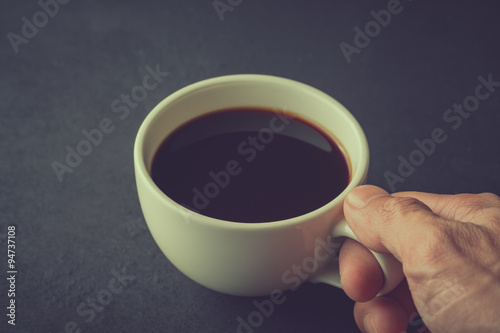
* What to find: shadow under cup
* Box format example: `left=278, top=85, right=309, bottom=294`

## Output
left=134, top=75, right=369, bottom=296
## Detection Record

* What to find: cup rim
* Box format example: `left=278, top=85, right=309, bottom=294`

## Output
left=134, top=74, right=369, bottom=230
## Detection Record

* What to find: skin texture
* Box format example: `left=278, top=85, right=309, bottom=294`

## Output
left=339, top=185, right=500, bottom=333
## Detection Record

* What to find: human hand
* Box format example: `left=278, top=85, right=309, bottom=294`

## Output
left=339, top=185, right=500, bottom=333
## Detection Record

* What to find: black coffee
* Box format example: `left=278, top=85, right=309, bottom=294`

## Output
left=151, top=107, right=350, bottom=223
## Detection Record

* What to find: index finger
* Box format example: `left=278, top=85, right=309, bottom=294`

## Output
left=392, top=191, right=500, bottom=228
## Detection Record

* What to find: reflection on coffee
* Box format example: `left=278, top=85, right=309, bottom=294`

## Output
left=151, top=107, right=350, bottom=223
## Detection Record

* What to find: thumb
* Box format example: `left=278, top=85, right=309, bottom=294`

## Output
left=344, top=185, right=443, bottom=263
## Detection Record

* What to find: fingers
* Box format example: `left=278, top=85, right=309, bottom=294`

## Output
left=343, top=186, right=500, bottom=333
left=353, top=280, right=426, bottom=333
left=354, top=296, right=408, bottom=333
left=343, top=185, right=443, bottom=262
left=393, top=191, right=500, bottom=229
left=339, top=238, right=383, bottom=302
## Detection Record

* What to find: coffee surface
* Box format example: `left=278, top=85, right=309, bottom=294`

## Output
left=151, top=108, right=350, bottom=222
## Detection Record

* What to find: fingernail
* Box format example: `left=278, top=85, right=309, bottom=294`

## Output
left=363, top=313, right=376, bottom=333
left=346, top=186, right=389, bottom=209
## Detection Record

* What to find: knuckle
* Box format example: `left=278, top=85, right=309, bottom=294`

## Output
left=375, top=197, right=436, bottom=260
left=483, top=214, right=500, bottom=232
left=446, top=193, right=500, bottom=224
left=478, top=193, right=500, bottom=228
left=478, top=192, right=500, bottom=204
left=458, top=193, right=498, bottom=208
left=376, top=197, right=430, bottom=223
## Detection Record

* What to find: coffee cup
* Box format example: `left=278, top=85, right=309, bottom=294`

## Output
left=134, top=74, right=403, bottom=296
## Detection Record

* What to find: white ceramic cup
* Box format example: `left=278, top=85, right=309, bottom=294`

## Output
left=134, top=74, right=403, bottom=297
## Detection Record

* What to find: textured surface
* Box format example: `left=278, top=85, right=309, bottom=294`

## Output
left=1, top=1, right=500, bottom=332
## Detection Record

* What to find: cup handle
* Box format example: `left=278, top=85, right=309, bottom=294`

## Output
left=310, top=219, right=404, bottom=296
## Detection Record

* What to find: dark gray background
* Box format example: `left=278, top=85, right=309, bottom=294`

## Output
left=1, top=1, right=500, bottom=332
